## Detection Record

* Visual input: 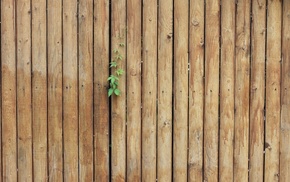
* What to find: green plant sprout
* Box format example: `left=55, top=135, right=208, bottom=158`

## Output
left=108, top=43, right=125, bottom=97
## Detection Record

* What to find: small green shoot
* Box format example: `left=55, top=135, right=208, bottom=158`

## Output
left=108, top=42, right=125, bottom=97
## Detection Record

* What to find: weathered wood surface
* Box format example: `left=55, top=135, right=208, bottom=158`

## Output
left=219, top=0, right=235, bottom=181
left=249, top=0, right=266, bottom=181
left=127, top=0, right=142, bottom=181
left=47, top=0, right=63, bottom=180
left=94, top=0, right=110, bottom=181
left=204, top=0, right=220, bottom=181
left=158, top=0, right=173, bottom=181
left=142, top=0, right=157, bottom=181
left=234, top=0, right=251, bottom=181
left=173, top=0, right=188, bottom=181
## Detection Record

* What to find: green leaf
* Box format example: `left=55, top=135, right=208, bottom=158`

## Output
left=111, top=77, right=115, bottom=84
left=108, top=88, right=114, bottom=97
left=116, top=54, right=123, bottom=60
left=113, top=49, right=119, bottom=54
left=116, top=68, right=124, bottom=76
left=119, top=43, right=125, bottom=47
left=114, top=89, right=121, bottom=96
left=110, top=61, right=117, bottom=68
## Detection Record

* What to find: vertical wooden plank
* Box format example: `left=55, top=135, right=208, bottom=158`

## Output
left=127, top=0, right=141, bottom=181
left=16, top=0, right=33, bottom=181
left=234, top=0, right=251, bottom=181
left=47, top=0, right=63, bottom=180
left=173, top=0, right=188, bottom=181
left=1, top=0, right=17, bottom=181
left=142, top=0, right=157, bottom=180
left=219, top=0, right=235, bottom=181
left=249, top=0, right=266, bottom=181
left=188, top=0, right=204, bottom=181
left=157, top=0, right=173, bottom=181
left=32, top=0, right=48, bottom=180
left=63, top=0, right=78, bottom=181
left=79, top=0, right=93, bottom=181
left=204, top=0, right=220, bottom=181
left=111, top=0, right=126, bottom=180
left=280, top=0, right=290, bottom=181
left=265, top=0, right=282, bottom=181
left=0, top=1, right=2, bottom=179
left=94, top=0, right=110, bottom=181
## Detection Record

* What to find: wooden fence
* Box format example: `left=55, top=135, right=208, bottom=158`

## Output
left=0, top=0, right=289, bottom=181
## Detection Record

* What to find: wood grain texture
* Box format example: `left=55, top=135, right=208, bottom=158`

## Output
left=142, top=0, right=157, bottom=181
left=47, top=0, right=63, bottom=180
left=280, top=0, right=290, bottom=181
left=127, top=0, right=141, bottom=181
left=265, top=0, right=281, bottom=181
left=79, top=0, right=93, bottom=181
left=17, top=0, right=33, bottom=181
left=0, top=1, right=1, bottom=179
left=188, top=0, right=204, bottom=181
left=219, top=0, right=235, bottom=181
left=234, top=0, right=251, bottom=181
left=204, top=0, right=220, bottom=181
left=63, top=0, right=78, bottom=181
left=173, top=0, right=188, bottom=181
left=94, top=0, right=110, bottom=181
left=111, top=0, right=127, bottom=181
left=32, top=0, right=48, bottom=181
left=249, top=0, right=266, bottom=181
left=157, top=0, right=173, bottom=181
left=1, top=0, right=17, bottom=181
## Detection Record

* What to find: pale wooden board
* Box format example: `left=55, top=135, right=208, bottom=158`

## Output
left=111, top=0, right=127, bottom=181
left=157, top=0, right=173, bottom=181
left=17, top=0, right=33, bottom=180
left=47, top=0, right=63, bottom=180
left=63, top=0, right=79, bottom=181
left=265, top=0, right=282, bottom=181
left=142, top=0, right=157, bottom=181
left=234, top=0, right=251, bottom=181
left=280, top=0, right=290, bottom=181
left=126, top=0, right=142, bottom=181
left=219, top=0, right=235, bottom=181
left=79, top=0, right=94, bottom=181
left=1, top=0, right=17, bottom=181
left=32, top=0, right=48, bottom=180
left=188, top=0, right=204, bottom=180
left=249, top=0, right=266, bottom=181
left=173, top=0, right=189, bottom=181
left=94, top=0, right=110, bottom=181
left=204, top=0, right=220, bottom=181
